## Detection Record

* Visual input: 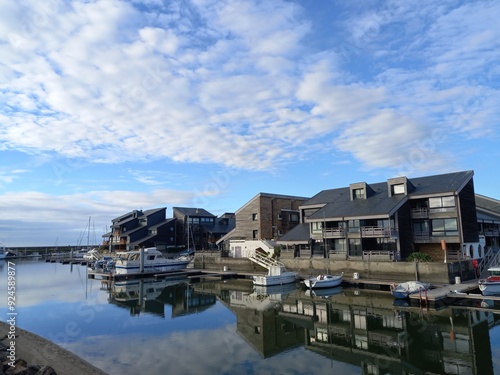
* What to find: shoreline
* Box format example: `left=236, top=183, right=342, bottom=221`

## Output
left=0, top=321, right=108, bottom=375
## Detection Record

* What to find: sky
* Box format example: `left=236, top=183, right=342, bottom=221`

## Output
left=0, top=0, right=499, bottom=247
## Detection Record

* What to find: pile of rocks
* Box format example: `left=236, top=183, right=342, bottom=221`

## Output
left=0, top=339, right=56, bottom=375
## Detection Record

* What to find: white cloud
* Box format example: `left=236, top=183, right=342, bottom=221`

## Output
left=0, top=0, right=498, bottom=175
left=0, top=188, right=195, bottom=246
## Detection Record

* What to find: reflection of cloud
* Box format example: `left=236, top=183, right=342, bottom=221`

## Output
left=8, top=262, right=104, bottom=308
left=65, top=326, right=358, bottom=375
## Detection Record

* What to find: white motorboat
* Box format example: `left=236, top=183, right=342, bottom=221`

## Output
left=390, top=280, right=430, bottom=299
left=0, top=245, right=12, bottom=260
left=479, top=267, right=500, bottom=296
left=304, top=273, right=343, bottom=289
left=83, top=248, right=101, bottom=260
left=253, top=265, right=297, bottom=286
left=114, top=247, right=192, bottom=275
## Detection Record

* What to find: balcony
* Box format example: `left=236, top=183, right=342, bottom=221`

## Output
left=484, top=230, right=500, bottom=237
left=413, top=231, right=430, bottom=242
left=361, top=226, right=398, bottom=238
left=411, top=207, right=429, bottom=219
left=323, top=228, right=346, bottom=238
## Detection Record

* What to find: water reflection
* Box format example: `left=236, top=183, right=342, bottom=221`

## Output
left=190, top=281, right=497, bottom=374
left=107, top=278, right=217, bottom=318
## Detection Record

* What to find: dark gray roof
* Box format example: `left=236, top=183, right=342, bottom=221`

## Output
left=475, top=194, right=500, bottom=215
left=303, top=170, right=474, bottom=220
left=201, top=217, right=236, bottom=234
left=277, top=223, right=310, bottom=244
left=173, top=207, right=215, bottom=217
left=407, top=170, right=474, bottom=197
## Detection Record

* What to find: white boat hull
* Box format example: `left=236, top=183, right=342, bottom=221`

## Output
left=391, top=281, right=430, bottom=299
left=304, top=275, right=343, bottom=289
left=253, top=272, right=297, bottom=286
left=115, top=260, right=191, bottom=274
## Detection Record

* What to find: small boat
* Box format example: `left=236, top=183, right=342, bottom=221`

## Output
left=253, top=265, right=297, bottom=286
left=0, top=245, right=13, bottom=260
left=390, top=280, right=430, bottom=299
left=304, top=273, right=343, bottom=289
left=479, top=267, right=500, bottom=296
left=114, top=247, right=192, bottom=275
left=83, top=248, right=101, bottom=261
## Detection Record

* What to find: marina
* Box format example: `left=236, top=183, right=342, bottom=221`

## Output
left=2, top=258, right=500, bottom=375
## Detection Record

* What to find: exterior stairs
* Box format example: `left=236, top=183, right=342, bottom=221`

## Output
left=478, top=246, right=500, bottom=278
left=248, top=252, right=284, bottom=270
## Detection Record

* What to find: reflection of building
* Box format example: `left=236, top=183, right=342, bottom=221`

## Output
left=279, top=289, right=496, bottom=375
left=108, top=278, right=216, bottom=318
left=216, top=284, right=305, bottom=358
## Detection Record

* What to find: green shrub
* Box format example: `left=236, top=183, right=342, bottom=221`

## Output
left=407, top=252, right=432, bottom=262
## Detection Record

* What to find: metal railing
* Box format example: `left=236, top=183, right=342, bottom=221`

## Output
left=411, top=207, right=429, bottom=219
left=361, top=226, right=398, bottom=238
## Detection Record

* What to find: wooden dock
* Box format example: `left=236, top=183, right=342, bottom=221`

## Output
left=87, top=268, right=250, bottom=282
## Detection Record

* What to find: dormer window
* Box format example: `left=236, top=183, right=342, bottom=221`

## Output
left=352, top=188, right=365, bottom=200
left=392, top=184, right=405, bottom=195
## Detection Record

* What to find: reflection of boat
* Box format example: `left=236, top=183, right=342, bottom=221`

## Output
left=115, top=247, right=191, bottom=275
left=479, top=267, right=500, bottom=296
left=304, top=274, right=343, bottom=289
left=391, top=281, right=430, bottom=299
left=112, top=278, right=185, bottom=302
left=305, top=286, right=342, bottom=298
left=253, top=265, right=297, bottom=286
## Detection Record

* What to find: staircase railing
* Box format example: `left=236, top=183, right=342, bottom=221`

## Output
left=248, top=252, right=284, bottom=270
left=478, top=246, right=500, bottom=277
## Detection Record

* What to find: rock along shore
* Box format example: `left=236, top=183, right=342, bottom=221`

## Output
left=0, top=321, right=107, bottom=375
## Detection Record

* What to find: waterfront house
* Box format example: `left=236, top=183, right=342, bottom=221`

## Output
left=278, top=170, right=481, bottom=262
left=173, top=207, right=235, bottom=250
left=103, top=207, right=176, bottom=252
left=216, top=192, right=309, bottom=257
left=475, top=194, right=500, bottom=249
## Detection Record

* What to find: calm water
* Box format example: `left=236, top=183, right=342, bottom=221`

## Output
left=1, top=259, right=500, bottom=375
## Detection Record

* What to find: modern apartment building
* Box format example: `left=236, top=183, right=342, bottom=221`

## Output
left=278, top=171, right=482, bottom=262
left=217, top=192, right=309, bottom=253
left=103, top=207, right=176, bottom=252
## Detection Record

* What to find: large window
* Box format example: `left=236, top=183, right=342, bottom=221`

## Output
left=392, top=184, right=405, bottom=195
left=429, top=196, right=455, bottom=208
left=348, top=220, right=360, bottom=233
left=432, top=218, right=458, bottom=236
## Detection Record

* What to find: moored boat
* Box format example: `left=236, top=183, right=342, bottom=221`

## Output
left=0, top=246, right=10, bottom=260
left=304, top=273, right=343, bottom=289
left=479, top=267, right=500, bottom=296
left=114, top=247, right=192, bottom=275
left=253, top=265, right=297, bottom=286
left=390, top=280, right=430, bottom=299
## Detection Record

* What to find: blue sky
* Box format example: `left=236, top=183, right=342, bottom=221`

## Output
left=0, top=0, right=499, bottom=247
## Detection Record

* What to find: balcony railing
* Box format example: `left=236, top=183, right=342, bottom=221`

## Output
left=411, top=207, right=429, bottom=219
left=323, top=228, right=345, bottom=238
left=362, top=250, right=395, bottom=261
left=484, top=230, right=500, bottom=236
left=361, top=226, right=398, bottom=238
left=413, top=231, right=430, bottom=242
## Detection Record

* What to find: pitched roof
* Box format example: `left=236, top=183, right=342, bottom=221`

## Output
left=303, top=171, right=474, bottom=221
left=277, top=223, right=310, bottom=244
left=173, top=207, right=215, bottom=217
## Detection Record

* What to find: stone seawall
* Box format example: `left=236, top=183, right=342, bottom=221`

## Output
left=194, top=253, right=477, bottom=284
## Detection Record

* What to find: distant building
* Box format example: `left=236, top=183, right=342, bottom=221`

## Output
left=475, top=194, right=500, bottom=248
left=172, top=207, right=235, bottom=250
left=278, top=170, right=483, bottom=262
left=217, top=192, right=309, bottom=254
left=103, top=208, right=176, bottom=252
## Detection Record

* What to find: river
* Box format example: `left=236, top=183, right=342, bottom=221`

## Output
left=1, top=259, right=500, bottom=374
